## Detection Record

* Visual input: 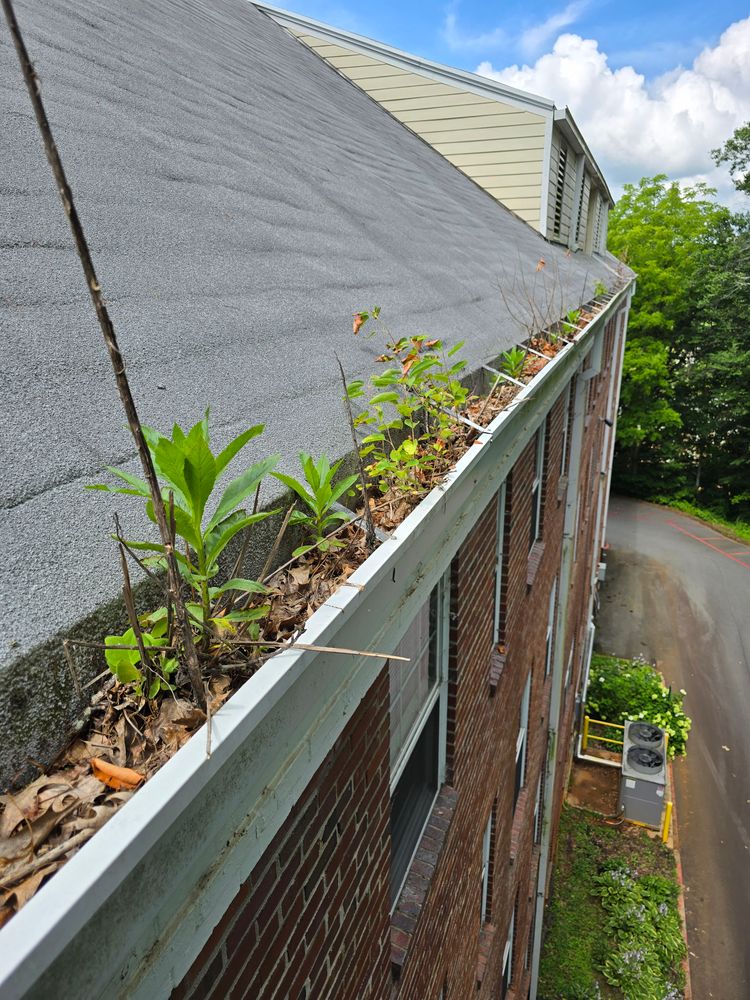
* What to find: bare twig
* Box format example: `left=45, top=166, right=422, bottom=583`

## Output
left=261, top=512, right=361, bottom=585
left=218, top=638, right=409, bottom=661
left=167, top=492, right=176, bottom=645
left=82, top=668, right=111, bottom=691
left=258, top=503, right=295, bottom=586
left=0, top=829, right=95, bottom=887
left=117, top=534, right=153, bottom=688
left=66, top=639, right=177, bottom=653
left=335, top=353, right=377, bottom=552
left=1, top=0, right=206, bottom=710
left=205, top=685, right=212, bottom=758
left=61, top=640, right=83, bottom=701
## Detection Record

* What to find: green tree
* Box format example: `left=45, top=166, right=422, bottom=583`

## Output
left=712, top=122, right=750, bottom=196
left=608, top=175, right=726, bottom=340
left=675, top=212, right=750, bottom=515
left=608, top=176, right=725, bottom=495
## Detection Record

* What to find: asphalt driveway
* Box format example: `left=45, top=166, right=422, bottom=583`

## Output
left=596, top=496, right=750, bottom=1000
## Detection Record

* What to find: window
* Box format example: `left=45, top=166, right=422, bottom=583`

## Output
left=492, top=481, right=508, bottom=647
left=564, top=639, right=575, bottom=689
left=544, top=577, right=557, bottom=678
left=514, top=673, right=531, bottom=805
left=529, top=421, right=546, bottom=549
left=389, top=570, right=450, bottom=905
left=560, top=383, right=572, bottom=477
left=480, top=807, right=494, bottom=922
left=533, top=773, right=543, bottom=844
left=501, top=896, right=518, bottom=998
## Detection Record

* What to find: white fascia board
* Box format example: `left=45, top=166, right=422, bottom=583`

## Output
left=0, top=284, right=633, bottom=1000
left=553, top=109, right=614, bottom=206
left=255, top=2, right=554, bottom=116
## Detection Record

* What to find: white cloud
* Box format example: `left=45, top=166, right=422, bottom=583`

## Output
left=442, top=2, right=587, bottom=56
left=477, top=16, right=750, bottom=202
left=442, top=11, right=506, bottom=50
left=519, top=1, right=588, bottom=57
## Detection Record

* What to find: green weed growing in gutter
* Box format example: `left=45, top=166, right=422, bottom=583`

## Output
left=90, top=413, right=279, bottom=693
left=273, top=453, right=358, bottom=556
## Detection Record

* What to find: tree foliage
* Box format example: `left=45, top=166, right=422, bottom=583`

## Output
left=608, top=163, right=750, bottom=518
left=712, top=121, right=750, bottom=196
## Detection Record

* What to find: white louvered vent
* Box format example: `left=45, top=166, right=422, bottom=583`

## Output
left=552, top=144, right=568, bottom=238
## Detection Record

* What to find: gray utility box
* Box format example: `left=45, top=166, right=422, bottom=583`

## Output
left=619, top=721, right=667, bottom=827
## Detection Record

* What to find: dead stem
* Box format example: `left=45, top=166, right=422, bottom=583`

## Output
left=61, top=640, right=83, bottom=701
left=0, top=0, right=206, bottom=710
left=335, top=352, right=377, bottom=552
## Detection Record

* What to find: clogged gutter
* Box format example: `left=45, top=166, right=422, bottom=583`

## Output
left=0, top=289, right=617, bottom=928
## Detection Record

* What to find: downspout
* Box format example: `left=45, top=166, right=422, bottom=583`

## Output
left=528, top=362, right=588, bottom=999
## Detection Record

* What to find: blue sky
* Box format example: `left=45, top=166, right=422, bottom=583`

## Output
left=304, top=1, right=749, bottom=77
left=274, top=0, right=750, bottom=204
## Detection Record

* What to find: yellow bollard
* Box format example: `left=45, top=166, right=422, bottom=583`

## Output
left=662, top=801, right=673, bottom=844
left=582, top=715, right=590, bottom=752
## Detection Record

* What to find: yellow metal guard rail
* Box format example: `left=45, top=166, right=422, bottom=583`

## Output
left=581, top=715, right=625, bottom=753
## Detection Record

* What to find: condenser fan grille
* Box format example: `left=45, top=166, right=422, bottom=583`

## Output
left=629, top=722, right=662, bottom=746
left=626, top=746, right=664, bottom=774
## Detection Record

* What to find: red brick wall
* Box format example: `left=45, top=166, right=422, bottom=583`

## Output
left=172, top=670, right=392, bottom=1000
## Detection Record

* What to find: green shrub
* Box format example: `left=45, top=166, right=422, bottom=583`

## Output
left=593, top=861, right=685, bottom=999
left=586, top=654, right=691, bottom=758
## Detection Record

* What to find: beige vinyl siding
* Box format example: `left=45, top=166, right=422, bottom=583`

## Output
left=292, top=30, right=546, bottom=228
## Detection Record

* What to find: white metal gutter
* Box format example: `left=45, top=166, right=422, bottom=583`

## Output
left=0, top=283, right=633, bottom=1000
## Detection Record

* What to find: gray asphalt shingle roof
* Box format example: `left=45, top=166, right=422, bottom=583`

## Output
left=0, top=0, right=616, bottom=748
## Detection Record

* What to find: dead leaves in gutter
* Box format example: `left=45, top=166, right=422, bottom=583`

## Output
left=0, top=531, right=368, bottom=926
left=0, top=677, right=231, bottom=927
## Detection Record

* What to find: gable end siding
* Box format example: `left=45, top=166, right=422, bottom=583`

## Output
left=291, top=30, right=546, bottom=229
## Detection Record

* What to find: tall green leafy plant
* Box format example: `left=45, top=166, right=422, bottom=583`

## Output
left=90, top=413, right=279, bottom=689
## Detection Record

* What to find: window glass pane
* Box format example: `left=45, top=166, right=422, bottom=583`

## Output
left=390, top=589, right=438, bottom=770
left=390, top=702, right=439, bottom=904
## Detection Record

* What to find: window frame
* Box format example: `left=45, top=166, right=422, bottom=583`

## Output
left=544, top=576, right=557, bottom=678
left=529, top=421, right=546, bottom=550
left=389, top=568, right=451, bottom=907
left=480, top=808, right=494, bottom=923
left=533, top=773, right=543, bottom=845
left=560, top=382, right=572, bottom=476
left=515, top=672, right=532, bottom=804
left=501, top=898, right=517, bottom=998
left=492, top=481, right=508, bottom=647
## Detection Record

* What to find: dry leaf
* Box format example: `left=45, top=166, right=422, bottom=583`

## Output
left=290, top=567, right=310, bottom=587
left=536, top=258, right=546, bottom=271
left=0, top=865, right=57, bottom=910
left=352, top=313, right=365, bottom=334
left=0, top=801, right=78, bottom=864
left=89, top=759, right=144, bottom=790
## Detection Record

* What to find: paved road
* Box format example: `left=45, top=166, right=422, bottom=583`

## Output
left=596, top=496, right=750, bottom=1000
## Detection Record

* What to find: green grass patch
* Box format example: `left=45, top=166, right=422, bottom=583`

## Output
left=539, top=806, right=685, bottom=1000
left=653, top=498, right=750, bottom=544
